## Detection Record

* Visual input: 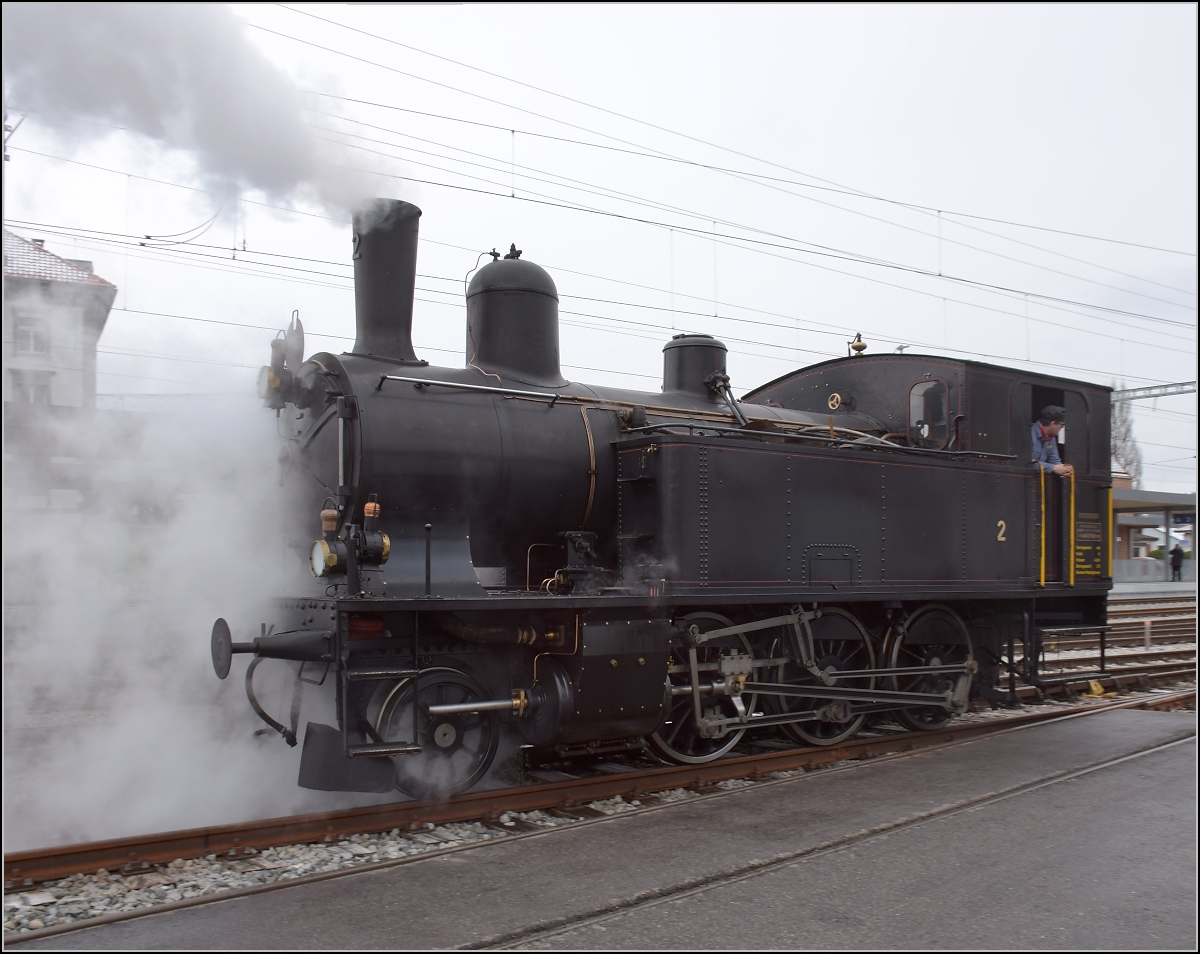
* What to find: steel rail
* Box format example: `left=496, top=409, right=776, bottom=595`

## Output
left=1048, top=632, right=1195, bottom=652
left=1109, top=595, right=1195, bottom=609
left=1058, top=659, right=1197, bottom=677
left=1012, top=668, right=1195, bottom=699
left=1109, top=598, right=1196, bottom=612
left=1038, top=648, right=1197, bottom=668
left=4, top=687, right=1193, bottom=889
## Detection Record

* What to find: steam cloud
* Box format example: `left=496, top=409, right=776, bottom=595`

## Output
left=2, top=5, right=411, bottom=848
left=2, top=3, right=380, bottom=212
left=2, top=394, right=390, bottom=850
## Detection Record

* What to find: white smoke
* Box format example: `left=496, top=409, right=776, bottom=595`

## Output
left=1, top=394, right=392, bottom=850
left=1, top=3, right=381, bottom=213
left=1, top=5, right=417, bottom=848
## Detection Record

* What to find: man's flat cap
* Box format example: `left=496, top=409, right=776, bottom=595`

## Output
left=1040, top=405, right=1067, bottom=423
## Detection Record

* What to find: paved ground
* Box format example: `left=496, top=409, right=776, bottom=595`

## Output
left=1112, top=581, right=1196, bottom=598
left=520, top=740, right=1196, bottom=950
left=13, top=709, right=1196, bottom=951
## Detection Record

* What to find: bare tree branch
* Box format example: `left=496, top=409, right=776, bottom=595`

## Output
left=1111, top=381, right=1143, bottom=488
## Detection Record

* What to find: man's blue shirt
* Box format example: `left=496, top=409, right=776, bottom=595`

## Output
left=1031, top=422, right=1062, bottom=473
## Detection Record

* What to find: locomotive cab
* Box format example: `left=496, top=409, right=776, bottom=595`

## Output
left=744, top=353, right=1110, bottom=476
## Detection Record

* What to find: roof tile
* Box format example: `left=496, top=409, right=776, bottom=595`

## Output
left=3, top=229, right=116, bottom=287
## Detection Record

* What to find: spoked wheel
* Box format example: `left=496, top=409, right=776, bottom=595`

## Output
left=649, top=613, right=756, bottom=764
left=885, top=604, right=973, bottom=731
left=773, top=607, right=876, bottom=746
left=371, top=668, right=499, bottom=800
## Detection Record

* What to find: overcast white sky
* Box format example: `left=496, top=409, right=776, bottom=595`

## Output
left=3, top=2, right=1196, bottom=491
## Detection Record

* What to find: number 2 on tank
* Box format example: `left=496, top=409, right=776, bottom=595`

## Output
left=996, top=520, right=1007, bottom=542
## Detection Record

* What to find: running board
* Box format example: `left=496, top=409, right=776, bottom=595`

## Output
left=347, top=742, right=422, bottom=758
left=344, top=667, right=421, bottom=682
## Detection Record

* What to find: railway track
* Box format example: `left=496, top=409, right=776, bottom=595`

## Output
left=1027, top=592, right=1195, bottom=652
left=1038, top=647, right=1196, bottom=668
left=5, top=683, right=1194, bottom=891
left=1035, top=655, right=1196, bottom=679
left=1000, top=667, right=1195, bottom=702
left=1044, top=594, right=1196, bottom=651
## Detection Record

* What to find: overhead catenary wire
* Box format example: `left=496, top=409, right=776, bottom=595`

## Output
left=314, top=159, right=1199, bottom=326
left=24, top=215, right=1193, bottom=351
left=1133, top=407, right=1198, bottom=421
left=9, top=220, right=1191, bottom=387
left=7, top=135, right=1190, bottom=388
left=302, top=91, right=1196, bottom=263
left=305, top=103, right=1198, bottom=301
left=1146, top=455, right=1197, bottom=467
left=17, top=226, right=1185, bottom=385
left=306, top=127, right=1197, bottom=319
left=10, top=41, right=1194, bottom=339
left=276, top=5, right=1195, bottom=258
left=244, top=17, right=1200, bottom=327
left=10, top=148, right=1195, bottom=345
left=11, top=330, right=663, bottom=385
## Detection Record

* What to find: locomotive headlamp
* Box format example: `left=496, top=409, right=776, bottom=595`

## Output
left=256, top=365, right=279, bottom=399
left=312, top=507, right=347, bottom=578
left=257, top=327, right=314, bottom=410
left=310, top=539, right=346, bottom=578
left=360, top=531, right=390, bottom=565
left=256, top=339, right=291, bottom=410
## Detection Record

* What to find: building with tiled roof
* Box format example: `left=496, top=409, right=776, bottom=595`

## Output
left=3, top=230, right=117, bottom=288
left=3, top=229, right=117, bottom=407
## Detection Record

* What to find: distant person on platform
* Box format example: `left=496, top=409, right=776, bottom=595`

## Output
left=1170, top=544, right=1184, bottom=582
left=1031, top=405, right=1073, bottom=477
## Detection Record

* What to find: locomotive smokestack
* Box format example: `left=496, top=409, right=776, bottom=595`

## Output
left=352, top=199, right=422, bottom=363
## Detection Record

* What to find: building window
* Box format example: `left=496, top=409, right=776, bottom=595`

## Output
left=15, top=316, right=50, bottom=355
left=11, top=370, right=52, bottom=405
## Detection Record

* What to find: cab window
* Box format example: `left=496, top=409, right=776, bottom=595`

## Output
left=909, top=380, right=948, bottom=448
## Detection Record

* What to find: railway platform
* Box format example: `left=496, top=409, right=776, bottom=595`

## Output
left=1111, top=580, right=1197, bottom=598
left=11, top=706, right=1194, bottom=951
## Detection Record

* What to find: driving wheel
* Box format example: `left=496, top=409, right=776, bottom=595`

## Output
left=372, top=667, right=500, bottom=799
left=648, top=613, right=756, bottom=764
left=885, top=604, right=973, bottom=731
left=774, top=607, right=875, bottom=746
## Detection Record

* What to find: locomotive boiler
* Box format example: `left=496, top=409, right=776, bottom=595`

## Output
left=211, top=198, right=1113, bottom=798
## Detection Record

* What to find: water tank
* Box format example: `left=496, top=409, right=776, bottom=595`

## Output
left=465, top=255, right=566, bottom=387
left=662, top=334, right=727, bottom=397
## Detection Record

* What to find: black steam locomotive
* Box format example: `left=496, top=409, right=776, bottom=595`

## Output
left=211, top=199, right=1113, bottom=798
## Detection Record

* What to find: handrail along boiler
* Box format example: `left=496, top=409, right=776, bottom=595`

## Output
left=210, top=198, right=1113, bottom=796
